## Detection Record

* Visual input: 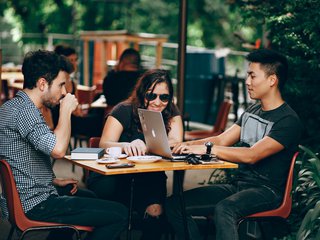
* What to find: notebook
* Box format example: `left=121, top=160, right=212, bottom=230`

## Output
left=71, top=147, right=105, bottom=160
left=138, top=108, right=187, bottom=161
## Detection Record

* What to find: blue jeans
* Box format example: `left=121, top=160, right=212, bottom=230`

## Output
left=165, top=181, right=282, bottom=240
left=26, top=195, right=128, bottom=240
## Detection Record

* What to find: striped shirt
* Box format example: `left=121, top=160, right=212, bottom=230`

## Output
left=0, top=91, right=58, bottom=219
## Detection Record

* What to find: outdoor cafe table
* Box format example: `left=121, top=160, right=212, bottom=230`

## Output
left=64, top=156, right=238, bottom=239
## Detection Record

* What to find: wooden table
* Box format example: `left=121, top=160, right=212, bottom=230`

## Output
left=64, top=155, right=237, bottom=175
left=64, top=155, right=238, bottom=239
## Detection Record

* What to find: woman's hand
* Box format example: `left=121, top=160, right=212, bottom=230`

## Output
left=53, top=178, right=78, bottom=195
left=123, top=139, right=147, bottom=156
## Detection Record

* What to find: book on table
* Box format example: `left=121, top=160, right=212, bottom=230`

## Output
left=71, top=147, right=105, bottom=160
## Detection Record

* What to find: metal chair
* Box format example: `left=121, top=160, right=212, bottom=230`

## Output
left=0, top=159, right=94, bottom=240
left=184, top=100, right=232, bottom=141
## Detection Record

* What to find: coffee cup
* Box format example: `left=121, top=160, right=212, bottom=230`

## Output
left=106, top=147, right=122, bottom=158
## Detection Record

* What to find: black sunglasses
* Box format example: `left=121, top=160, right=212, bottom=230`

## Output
left=145, top=92, right=170, bottom=102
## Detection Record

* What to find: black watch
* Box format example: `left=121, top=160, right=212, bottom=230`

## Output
left=205, top=142, right=214, bottom=155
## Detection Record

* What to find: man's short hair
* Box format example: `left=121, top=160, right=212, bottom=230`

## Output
left=22, top=50, right=73, bottom=89
left=246, top=49, right=288, bottom=90
left=119, top=48, right=141, bottom=68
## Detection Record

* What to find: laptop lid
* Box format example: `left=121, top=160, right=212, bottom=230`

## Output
left=138, top=108, right=186, bottom=160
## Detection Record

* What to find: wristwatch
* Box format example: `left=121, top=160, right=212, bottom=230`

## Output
left=205, top=142, right=214, bottom=155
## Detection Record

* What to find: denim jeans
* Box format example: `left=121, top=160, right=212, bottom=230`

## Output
left=165, top=181, right=282, bottom=240
left=26, top=195, right=128, bottom=240
left=88, top=172, right=168, bottom=240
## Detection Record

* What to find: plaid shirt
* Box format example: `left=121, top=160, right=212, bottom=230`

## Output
left=0, top=91, right=58, bottom=219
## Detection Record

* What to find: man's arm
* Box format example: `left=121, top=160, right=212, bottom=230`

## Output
left=172, top=124, right=241, bottom=153
left=52, top=93, right=78, bottom=158
left=212, top=136, right=284, bottom=164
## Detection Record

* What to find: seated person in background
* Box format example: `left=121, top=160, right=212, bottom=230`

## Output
left=103, top=48, right=142, bottom=106
left=88, top=69, right=183, bottom=240
left=51, top=44, right=78, bottom=127
left=166, top=49, right=302, bottom=240
left=54, top=43, right=79, bottom=85
left=0, top=50, right=127, bottom=240
left=54, top=43, right=103, bottom=138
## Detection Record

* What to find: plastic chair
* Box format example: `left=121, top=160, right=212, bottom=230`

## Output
left=184, top=100, right=232, bottom=141
left=0, top=159, right=94, bottom=240
left=238, top=152, right=299, bottom=239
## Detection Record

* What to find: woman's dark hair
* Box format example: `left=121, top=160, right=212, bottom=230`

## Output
left=128, top=69, right=175, bottom=133
left=22, top=50, right=73, bottom=89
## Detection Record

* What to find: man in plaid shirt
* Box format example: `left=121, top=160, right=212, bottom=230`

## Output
left=0, top=50, right=127, bottom=240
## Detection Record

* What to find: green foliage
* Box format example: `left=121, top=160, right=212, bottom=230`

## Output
left=229, top=0, right=320, bottom=152
left=289, top=145, right=320, bottom=239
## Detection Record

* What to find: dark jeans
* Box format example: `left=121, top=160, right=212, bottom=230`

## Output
left=87, top=172, right=168, bottom=240
left=26, top=195, right=128, bottom=240
left=165, top=181, right=282, bottom=240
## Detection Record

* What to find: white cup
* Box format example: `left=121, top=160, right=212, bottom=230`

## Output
left=106, top=147, right=122, bottom=158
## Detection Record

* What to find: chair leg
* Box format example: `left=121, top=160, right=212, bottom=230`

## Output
left=18, top=226, right=81, bottom=240
left=126, top=178, right=135, bottom=240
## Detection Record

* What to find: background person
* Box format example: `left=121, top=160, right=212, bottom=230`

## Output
left=88, top=69, right=183, bottom=240
left=103, top=48, right=142, bottom=107
left=54, top=43, right=79, bottom=84
left=167, top=49, right=302, bottom=240
left=53, top=43, right=103, bottom=140
left=0, top=50, right=127, bottom=240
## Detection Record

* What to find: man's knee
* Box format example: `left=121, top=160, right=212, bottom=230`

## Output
left=214, top=199, right=238, bottom=222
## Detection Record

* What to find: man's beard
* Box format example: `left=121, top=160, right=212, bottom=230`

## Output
left=43, top=96, right=61, bottom=109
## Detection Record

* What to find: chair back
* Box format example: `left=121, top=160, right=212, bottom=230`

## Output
left=248, top=152, right=299, bottom=219
left=89, top=137, right=101, bottom=148
left=0, top=159, right=94, bottom=232
left=211, top=100, right=232, bottom=134
left=0, top=159, right=58, bottom=230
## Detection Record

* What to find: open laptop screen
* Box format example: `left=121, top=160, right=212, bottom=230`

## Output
left=138, top=108, right=187, bottom=161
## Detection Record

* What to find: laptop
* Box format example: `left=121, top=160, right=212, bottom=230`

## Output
left=138, top=108, right=188, bottom=161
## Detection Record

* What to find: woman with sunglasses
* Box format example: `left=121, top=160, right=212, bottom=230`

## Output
left=87, top=69, right=183, bottom=239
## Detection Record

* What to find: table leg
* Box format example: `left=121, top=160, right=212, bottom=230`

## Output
left=173, top=170, right=190, bottom=240
left=127, top=178, right=134, bottom=240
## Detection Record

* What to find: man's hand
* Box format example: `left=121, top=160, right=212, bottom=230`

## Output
left=60, top=93, right=78, bottom=115
left=172, top=141, right=192, bottom=154
left=123, top=139, right=147, bottom=156
left=172, top=143, right=206, bottom=155
left=53, top=178, right=78, bottom=195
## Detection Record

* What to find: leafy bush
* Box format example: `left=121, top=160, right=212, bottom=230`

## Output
left=289, top=145, right=320, bottom=239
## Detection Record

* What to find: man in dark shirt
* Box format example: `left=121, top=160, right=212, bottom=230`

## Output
left=0, top=50, right=127, bottom=240
left=103, top=48, right=142, bottom=106
left=168, top=49, right=302, bottom=240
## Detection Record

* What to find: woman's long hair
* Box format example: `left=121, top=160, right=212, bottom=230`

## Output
left=128, top=69, right=175, bottom=133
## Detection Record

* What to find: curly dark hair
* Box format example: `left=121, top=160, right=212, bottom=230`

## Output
left=22, top=50, right=73, bottom=89
left=128, top=69, right=176, bottom=133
